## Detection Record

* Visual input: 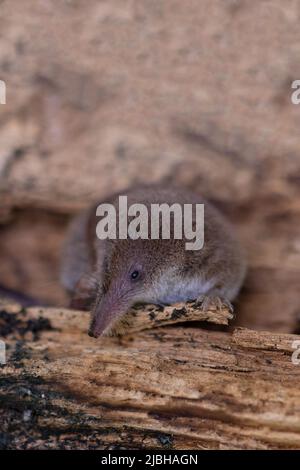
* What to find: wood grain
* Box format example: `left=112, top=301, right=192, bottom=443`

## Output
left=1, top=302, right=300, bottom=449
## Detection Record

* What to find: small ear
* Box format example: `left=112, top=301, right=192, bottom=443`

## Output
left=70, top=272, right=98, bottom=311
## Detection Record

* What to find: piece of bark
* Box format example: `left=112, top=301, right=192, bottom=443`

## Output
left=0, top=299, right=233, bottom=337
left=1, top=303, right=300, bottom=449
left=108, top=300, right=233, bottom=335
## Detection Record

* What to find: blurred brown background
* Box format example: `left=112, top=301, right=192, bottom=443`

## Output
left=0, top=0, right=300, bottom=332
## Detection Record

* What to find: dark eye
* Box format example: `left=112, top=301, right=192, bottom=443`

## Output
left=130, top=270, right=140, bottom=280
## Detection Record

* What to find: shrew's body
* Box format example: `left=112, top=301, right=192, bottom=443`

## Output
left=61, top=185, right=246, bottom=337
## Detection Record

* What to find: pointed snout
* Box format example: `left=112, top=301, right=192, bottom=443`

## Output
left=88, top=319, right=110, bottom=339
left=88, top=292, right=129, bottom=338
left=88, top=323, right=101, bottom=338
left=88, top=309, right=111, bottom=338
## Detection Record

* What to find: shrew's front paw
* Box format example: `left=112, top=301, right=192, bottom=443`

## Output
left=196, top=294, right=234, bottom=313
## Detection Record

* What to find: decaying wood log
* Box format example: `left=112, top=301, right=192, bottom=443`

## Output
left=1, top=301, right=300, bottom=450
